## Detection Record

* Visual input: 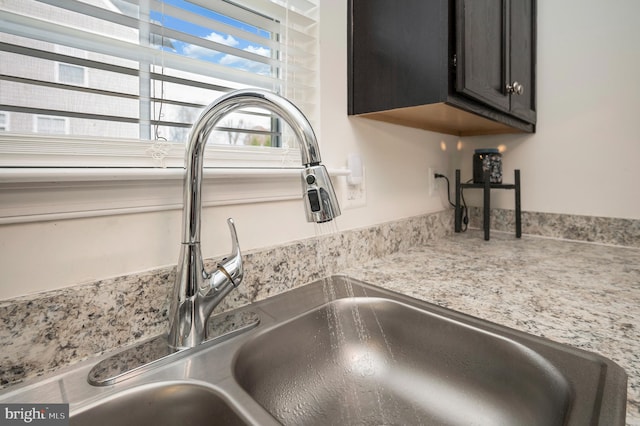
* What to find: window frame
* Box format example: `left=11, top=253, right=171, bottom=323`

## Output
left=0, top=0, right=324, bottom=224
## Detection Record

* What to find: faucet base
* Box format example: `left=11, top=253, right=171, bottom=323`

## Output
left=88, top=310, right=260, bottom=386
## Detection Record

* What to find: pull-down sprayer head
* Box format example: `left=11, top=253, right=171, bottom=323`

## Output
left=302, top=165, right=341, bottom=223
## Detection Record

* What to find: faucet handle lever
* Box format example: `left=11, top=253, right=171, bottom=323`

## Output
left=217, top=218, right=244, bottom=287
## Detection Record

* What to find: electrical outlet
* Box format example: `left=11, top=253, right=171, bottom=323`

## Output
left=341, top=165, right=367, bottom=209
left=347, top=183, right=366, bottom=203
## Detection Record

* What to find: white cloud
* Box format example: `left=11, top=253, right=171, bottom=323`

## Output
left=218, top=55, right=270, bottom=75
left=243, top=45, right=270, bottom=57
left=182, top=31, right=239, bottom=58
left=205, top=32, right=239, bottom=47
left=217, top=45, right=272, bottom=75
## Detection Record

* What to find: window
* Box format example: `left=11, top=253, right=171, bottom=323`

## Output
left=57, top=63, right=87, bottom=86
left=0, top=0, right=319, bottom=168
left=0, top=112, right=8, bottom=131
left=34, top=115, right=69, bottom=134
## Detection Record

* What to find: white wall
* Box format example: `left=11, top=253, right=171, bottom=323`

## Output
left=0, top=1, right=454, bottom=300
left=459, top=0, right=640, bottom=220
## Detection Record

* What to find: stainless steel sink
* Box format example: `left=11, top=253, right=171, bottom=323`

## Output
left=70, top=381, right=247, bottom=426
left=234, top=297, right=571, bottom=425
left=231, top=276, right=626, bottom=425
left=0, top=276, right=627, bottom=425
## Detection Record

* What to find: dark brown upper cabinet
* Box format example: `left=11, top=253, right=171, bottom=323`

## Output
left=348, top=0, right=537, bottom=136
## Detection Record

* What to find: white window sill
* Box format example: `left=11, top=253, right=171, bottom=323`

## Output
left=0, top=134, right=348, bottom=224
left=0, top=167, right=350, bottom=224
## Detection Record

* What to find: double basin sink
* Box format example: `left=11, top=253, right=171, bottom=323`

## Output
left=1, top=276, right=627, bottom=425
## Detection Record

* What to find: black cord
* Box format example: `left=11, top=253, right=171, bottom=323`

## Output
left=460, top=178, right=474, bottom=232
left=434, top=174, right=455, bottom=208
left=434, top=174, right=470, bottom=232
left=460, top=182, right=469, bottom=232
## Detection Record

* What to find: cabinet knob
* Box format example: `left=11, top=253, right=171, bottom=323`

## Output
left=506, top=81, right=524, bottom=95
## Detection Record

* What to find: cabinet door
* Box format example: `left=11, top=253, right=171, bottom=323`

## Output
left=348, top=0, right=449, bottom=114
left=509, top=0, right=536, bottom=123
left=456, top=0, right=510, bottom=112
left=456, top=0, right=536, bottom=124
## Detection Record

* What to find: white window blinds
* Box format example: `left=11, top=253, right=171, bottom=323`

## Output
left=0, top=0, right=318, bottom=167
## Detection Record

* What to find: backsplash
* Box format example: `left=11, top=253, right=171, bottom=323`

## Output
left=0, top=210, right=452, bottom=388
left=469, top=207, right=640, bottom=248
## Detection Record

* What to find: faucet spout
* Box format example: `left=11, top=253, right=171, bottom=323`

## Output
left=168, top=89, right=341, bottom=349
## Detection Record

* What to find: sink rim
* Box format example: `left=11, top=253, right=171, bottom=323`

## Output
left=69, top=379, right=235, bottom=417
left=69, top=379, right=252, bottom=426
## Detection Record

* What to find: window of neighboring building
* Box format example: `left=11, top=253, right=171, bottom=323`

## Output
left=57, top=63, right=87, bottom=86
left=0, top=112, right=8, bottom=131
left=34, top=115, right=69, bottom=134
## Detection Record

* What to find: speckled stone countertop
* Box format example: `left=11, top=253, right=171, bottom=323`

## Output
left=343, top=231, right=640, bottom=425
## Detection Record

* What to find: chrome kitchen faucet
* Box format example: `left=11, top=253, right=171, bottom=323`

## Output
left=168, top=89, right=341, bottom=349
